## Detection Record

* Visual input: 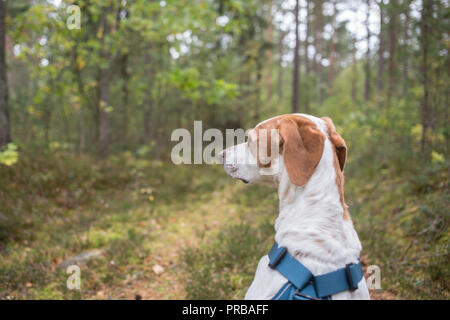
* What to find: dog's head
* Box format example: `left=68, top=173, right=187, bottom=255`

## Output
left=219, top=114, right=346, bottom=188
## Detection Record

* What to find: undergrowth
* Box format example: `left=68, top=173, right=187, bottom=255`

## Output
left=0, top=151, right=448, bottom=299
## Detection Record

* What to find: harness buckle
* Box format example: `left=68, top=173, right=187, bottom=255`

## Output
left=292, top=287, right=321, bottom=300
left=345, top=263, right=358, bottom=291
left=268, top=247, right=287, bottom=269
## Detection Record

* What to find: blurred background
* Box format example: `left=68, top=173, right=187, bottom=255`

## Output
left=0, top=0, right=448, bottom=299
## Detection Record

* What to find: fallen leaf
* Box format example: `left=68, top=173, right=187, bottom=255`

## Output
left=153, top=264, right=164, bottom=275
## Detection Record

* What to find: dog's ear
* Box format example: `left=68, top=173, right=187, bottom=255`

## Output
left=321, top=117, right=347, bottom=171
left=278, top=117, right=325, bottom=187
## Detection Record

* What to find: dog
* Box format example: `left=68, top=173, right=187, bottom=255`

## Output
left=218, top=114, right=370, bottom=300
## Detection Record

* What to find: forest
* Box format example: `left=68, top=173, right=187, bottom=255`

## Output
left=0, top=0, right=448, bottom=299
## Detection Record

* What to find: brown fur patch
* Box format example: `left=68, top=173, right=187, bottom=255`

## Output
left=251, top=115, right=350, bottom=219
left=321, top=117, right=347, bottom=171
left=321, top=117, right=351, bottom=221
left=249, top=120, right=277, bottom=168
left=252, top=115, right=325, bottom=187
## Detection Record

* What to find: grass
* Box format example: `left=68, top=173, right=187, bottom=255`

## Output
left=346, top=163, right=449, bottom=299
left=0, top=151, right=448, bottom=299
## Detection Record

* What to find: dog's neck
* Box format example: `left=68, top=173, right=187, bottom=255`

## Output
left=274, top=140, right=362, bottom=275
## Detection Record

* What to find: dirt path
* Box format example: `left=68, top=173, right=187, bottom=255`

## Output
left=89, top=179, right=246, bottom=300
left=86, top=178, right=396, bottom=300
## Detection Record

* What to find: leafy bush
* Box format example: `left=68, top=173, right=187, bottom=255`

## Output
left=0, top=143, right=19, bottom=166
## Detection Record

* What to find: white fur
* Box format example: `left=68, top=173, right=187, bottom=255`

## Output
left=219, top=114, right=370, bottom=300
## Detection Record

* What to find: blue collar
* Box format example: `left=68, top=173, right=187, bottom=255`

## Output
left=268, top=242, right=363, bottom=300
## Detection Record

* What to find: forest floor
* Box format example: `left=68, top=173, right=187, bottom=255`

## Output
left=0, top=152, right=447, bottom=299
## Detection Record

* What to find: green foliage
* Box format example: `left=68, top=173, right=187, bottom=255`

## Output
left=184, top=222, right=273, bottom=299
left=348, top=162, right=449, bottom=299
left=0, top=144, right=19, bottom=166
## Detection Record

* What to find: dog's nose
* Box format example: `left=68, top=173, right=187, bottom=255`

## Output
left=218, top=150, right=226, bottom=164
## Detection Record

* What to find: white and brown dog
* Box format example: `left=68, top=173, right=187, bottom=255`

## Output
left=219, top=114, right=370, bottom=300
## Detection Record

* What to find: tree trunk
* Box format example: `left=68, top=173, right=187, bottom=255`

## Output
left=277, top=31, right=286, bottom=102
left=313, top=0, right=323, bottom=103
left=43, top=78, right=53, bottom=148
left=313, top=0, right=322, bottom=74
left=304, top=0, right=311, bottom=112
left=255, top=56, right=262, bottom=121
left=304, top=0, right=310, bottom=75
left=387, top=0, right=398, bottom=102
left=364, top=0, right=371, bottom=102
left=118, top=5, right=129, bottom=147
left=0, top=0, right=11, bottom=147
left=292, top=0, right=300, bottom=113
left=265, top=0, right=273, bottom=101
left=97, top=4, right=113, bottom=157
left=377, top=0, right=385, bottom=94
left=420, top=0, right=433, bottom=162
left=328, top=1, right=336, bottom=89
left=77, top=107, right=85, bottom=154
left=120, top=53, right=129, bottom=145
left=97, top=70, right=111, bottom=157
left=143, top=50, right=153, bottom=144
left=402, top=0, right=410, bottom=96
left=351, top=39, right=357, bottom=103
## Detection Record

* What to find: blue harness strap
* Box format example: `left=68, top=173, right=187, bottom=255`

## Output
left=268, top=242, right=363, bottom=300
